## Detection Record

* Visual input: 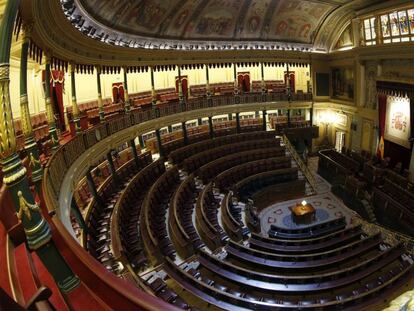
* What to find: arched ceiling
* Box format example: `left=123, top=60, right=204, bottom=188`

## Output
left=61, top=0, right=386, bottom=51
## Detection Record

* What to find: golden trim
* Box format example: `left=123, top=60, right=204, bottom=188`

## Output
left=17, top=191, right=40, bottom=221
left=3, top=166, right=27, bottom=184
left=25, top=218, right=47, bottom=235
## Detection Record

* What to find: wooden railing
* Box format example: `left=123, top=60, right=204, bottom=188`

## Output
left=282, top=134, right=317, bottom=194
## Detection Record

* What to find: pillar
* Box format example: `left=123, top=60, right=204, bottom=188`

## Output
left=177, top=66, right=185, bottom=109
left=374, top=15, right=382, bottom=45
left=260, top=62, right=266, bottom=95
left=155, top=129, right=164, bottom=157
left=138, top=135, right=145, bottom=149
left=262, top=110, right=267, bottom=131
left=71, top=199, right=88, bottom=232
left=130, top=139, right=140, bottom=168
left=228, top=113, right=233, bottom=121
left=106, top=152, right=118, bottom=180
left=352, top=18, right=361, bottom=48
left=308, top=58, right=314, bottom=125
left=287, top=109, right=291, bottom=128
left=197, top=118, right=202, bottom=126
left=182, top=122, right=188, bottom=145
left=286, top=63, right=292, bottom=102
left=150, top=66, right=157, bottom=106
left=208, top=116, right=214, bottom=138
left=233, top=63, right=240, bottom=104
left=70, top=63, right=81, bottom=134
left=205, top=65, right=211, bottom=98
left=236, top=113, right=241, bottom=133
left=86, top=168, right=100, bottom=203
left=123, top=67, right=130, bottom=113
left=20, top=23, right=43, bottom=190
left=167, top=125, right=173, bottom=133
left=96, top=66, right=105, bottom=121
left=0, top=0, right=80, bottom=293
left=44, top=55, right=60, bottom=150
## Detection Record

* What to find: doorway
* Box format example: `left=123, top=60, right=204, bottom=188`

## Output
left=335, top=131, right=346, bottom=152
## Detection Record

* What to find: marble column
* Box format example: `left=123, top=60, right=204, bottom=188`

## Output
left=106, top=151, right=118, bottom=181
left=262, top=110, right=267, bottom=131
left=182, top=121, right=188, bottom=145
left=260, top=62, right=266, bottom=96
left=96, top=66, right=105, bottom=121
left=205, top=65, right=211, bottom=99
left=130, top=138, right=140, bottom=168
left=155, top=129, right=164, bottom=157
left=208, top=116, right=214, bottom=138
left=150, top=66, right=157, bottom=106
left=70, top=63, right=81, bottom=134
left=19, top=23, right=43, bottom=189
left=236, top=113, right=241, bottom=133
left=0, top=0, right=80, bottom=293
left=177, top=66, right=185, bottom=109
left=44, top=55, right=60, bottom=150
left=123, top=67, right=130, bottom=113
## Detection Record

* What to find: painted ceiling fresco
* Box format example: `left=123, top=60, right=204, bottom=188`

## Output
left=78, top=0, right=335, bottom=44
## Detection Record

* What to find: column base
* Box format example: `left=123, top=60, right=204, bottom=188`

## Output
left=73, top=117, right=82, bottom=134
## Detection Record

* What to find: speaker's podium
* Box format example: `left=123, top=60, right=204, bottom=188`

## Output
left=290, top=200, right=316, bottom=225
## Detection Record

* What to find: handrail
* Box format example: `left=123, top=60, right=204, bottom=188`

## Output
left=282, top=134, right=317, bottom=194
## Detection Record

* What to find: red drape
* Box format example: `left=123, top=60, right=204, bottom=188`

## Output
left=112, top=83, right=124, bottom=102
left=237, top=72, right=250, bottom=93
left=44, top=70, right=65, bottom=131
left=175, top=76, right=188, bottom=98
left=284, top=72, right=295, bottom=93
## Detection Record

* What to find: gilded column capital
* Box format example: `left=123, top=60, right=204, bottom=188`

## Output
left=22, top=22, right=34, bottom=42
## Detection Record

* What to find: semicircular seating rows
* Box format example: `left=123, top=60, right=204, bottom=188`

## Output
left=82, top=129, right=414, bottom=311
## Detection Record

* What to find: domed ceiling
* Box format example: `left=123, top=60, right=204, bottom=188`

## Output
left=61, top=0, right=386, bottom=51
left=79, top=0, right=332, bottom=43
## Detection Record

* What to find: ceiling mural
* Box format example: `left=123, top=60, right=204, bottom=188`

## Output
left=77, top=0, right=336, bottom=43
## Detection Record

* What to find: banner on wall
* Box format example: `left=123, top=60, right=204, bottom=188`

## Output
left=384, top=95, right=411, bottom=149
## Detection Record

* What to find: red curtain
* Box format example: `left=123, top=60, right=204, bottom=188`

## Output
left=44, top=70, right=66, bottom=131
left=112, top=83, right=124, bottom=102
left=284, top=72, right=295, bottom=93
left=175, top=75, right=188, bottom=98
left=237, top=72, right=250, bottom=93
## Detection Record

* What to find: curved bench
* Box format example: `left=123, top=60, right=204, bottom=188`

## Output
left=249, top=225, right=363, bottom=254
left=225, top=234, right=382, bottom=269
left=168, top=130, right=276, bottom=165
left=169, top=174, right=205, bottom=258
left=195, top=182, right=227, bottom=251
left=268, top=216, right=347, bottom=239
left=214, top=156, right=291, bottom=192
left=197, top=147, right=284, bottom=184
left=111, top=156, right=162, bottom=272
